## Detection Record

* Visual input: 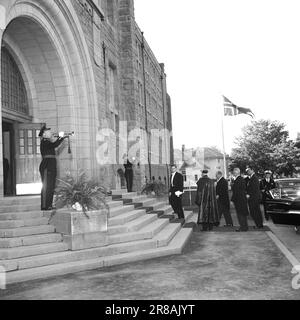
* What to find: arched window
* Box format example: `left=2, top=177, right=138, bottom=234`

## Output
left=1, top=47, right=29, bottom=115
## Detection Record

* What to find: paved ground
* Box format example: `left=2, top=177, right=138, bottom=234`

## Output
left=0, top=224, right=299, bottom=300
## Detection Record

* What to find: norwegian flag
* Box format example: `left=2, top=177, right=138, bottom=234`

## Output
left=223, top=96, right=254, bottom=118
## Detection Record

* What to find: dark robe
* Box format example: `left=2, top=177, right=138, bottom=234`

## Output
left=195, top=176, right=219, bottom=225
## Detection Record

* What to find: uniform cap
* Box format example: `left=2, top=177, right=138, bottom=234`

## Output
left=39, top=124, right=51, bottom=137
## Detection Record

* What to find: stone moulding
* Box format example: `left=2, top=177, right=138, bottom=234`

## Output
left=49, top=209, right=108, bottom=251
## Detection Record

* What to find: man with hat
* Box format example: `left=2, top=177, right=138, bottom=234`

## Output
left=260, top=170, right=276, bottom=221
left=195, top=170, right=219, bottom=231
left=39, top=124, right=67, bottom=211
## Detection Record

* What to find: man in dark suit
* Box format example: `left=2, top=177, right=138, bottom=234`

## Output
left=246, top=166, right=264, bottom=229
left=216, top=171, right=233, bottom=227
left=231, top=167, right=249, bottom=232
left=260, top=170, right=276, bottom=221
left=169, top=164, right=185, bottom=220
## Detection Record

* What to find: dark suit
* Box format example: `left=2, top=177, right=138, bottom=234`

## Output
left=169, top=172, right=185, bottom=219
left=124, top=160, right=133, bottom=192
left=216, top=177, right=233, bottom=226
left=247, top=174, right=263, bottom=227
left=231, top=176, right=249, bottom=231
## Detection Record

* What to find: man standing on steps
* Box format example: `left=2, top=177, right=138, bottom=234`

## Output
left=169, top=164, right=185, bottom=221
left=216, top=171, right=233, bottom=227
left=246, top=166, right=264, bottom=229
left=231, top=167, right=249, bottom=232
left=39, top=125, right=67, bottom=211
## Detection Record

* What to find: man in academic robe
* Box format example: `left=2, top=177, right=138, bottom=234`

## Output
left=216, top=171, right=233, bottom=227
left=195, top=170, right=219, bottom=231
left=169, top=164, right=185, bottom=220
left=39, top=125, right=67, bottom=211
left=260, top=170, right=276, bottom=221
left=246, top=166, right=264, bottom=229
left=231, top=167, right=249, bottom=232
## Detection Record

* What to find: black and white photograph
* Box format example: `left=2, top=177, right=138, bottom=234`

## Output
left=0, top=0, right=300, bottom=305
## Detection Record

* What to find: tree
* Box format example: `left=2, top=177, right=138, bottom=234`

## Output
left=230, top=119, right=300, bottom=176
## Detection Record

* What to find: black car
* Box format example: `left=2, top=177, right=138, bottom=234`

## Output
left=265, top=178, right=300, bottom=232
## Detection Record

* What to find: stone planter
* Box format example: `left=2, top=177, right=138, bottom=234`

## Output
left=49, top=209, right=108, bottom=251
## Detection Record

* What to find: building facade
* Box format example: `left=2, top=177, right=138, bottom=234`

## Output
left=0, top=0, right=173, bottom=197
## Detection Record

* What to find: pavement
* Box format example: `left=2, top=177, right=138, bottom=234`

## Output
left=0, top=211, right=299, bottom=300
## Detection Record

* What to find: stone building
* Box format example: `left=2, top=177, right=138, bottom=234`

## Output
left=0, top=0, right=173, bottom=197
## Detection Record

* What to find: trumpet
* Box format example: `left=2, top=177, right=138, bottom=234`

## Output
left=53, top=131, right=75, bottom=138
left=53, top=131, right=75, bottom=154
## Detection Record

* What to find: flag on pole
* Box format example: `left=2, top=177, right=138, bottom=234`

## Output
left=223, top=95, right=254, bottom=118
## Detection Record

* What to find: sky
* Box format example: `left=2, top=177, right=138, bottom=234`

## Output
left=134, top=0, right=300, bottom=153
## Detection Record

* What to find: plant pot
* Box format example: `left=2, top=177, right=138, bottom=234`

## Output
left=49, top=208, right=108, bottom=250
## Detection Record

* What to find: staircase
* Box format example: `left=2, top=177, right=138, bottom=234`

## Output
left=0, top=192, right=193, bottom=285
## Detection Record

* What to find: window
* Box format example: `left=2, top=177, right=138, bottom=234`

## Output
left=138, top=81, right=144, bottom=106
left=108, top=64, right=116, bottom=111
left=1, top=47, right=28, bottom=115
left=106, top=0, right=115, bottom=25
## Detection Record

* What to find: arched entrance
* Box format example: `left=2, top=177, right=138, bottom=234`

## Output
left=0, top=1, right=99, bottom=197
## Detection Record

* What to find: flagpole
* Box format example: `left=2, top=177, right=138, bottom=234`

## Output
left=221, top=96, right=228, bottom=179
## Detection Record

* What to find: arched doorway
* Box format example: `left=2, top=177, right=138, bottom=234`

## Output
left=1, top=47, right=30, bottom=195
left=1, top=17, right=73, bottom=195
left=0, top=1, right=100, bottom=197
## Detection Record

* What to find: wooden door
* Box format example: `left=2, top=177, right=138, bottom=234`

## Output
left=15, top=123, right=43, bottom=195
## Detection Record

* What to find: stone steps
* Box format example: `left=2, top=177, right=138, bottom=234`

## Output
left=0, top=224, right=56, bottom=238
left=109, top=204, right=135, bottom=218
left=107, top=214, right=157, bottom=235
left=0, top=204, right=41, bottom=213
left=108, top=209, right=146, bottom=227
left=111, top=189, right=128, bottom=196
left=0, top=195, right=193, bottom=285
left=147, top=201, right=169, bottom=211
left=0, top=233, right=63, bottom=249
left=154, top=205, right=174, bottom=216
left=5, top=228, right=193, bottom=285
left=0, top=196, right=40, bottom=206
left=107, top=218, right=170, bottom=245
left=0, top=218, right=49, bottom=229
left=1, top=220, right=173, bottom=272
left=0, top=211, right=44, bottom=221
left=0, top=242, right=68, bottom=260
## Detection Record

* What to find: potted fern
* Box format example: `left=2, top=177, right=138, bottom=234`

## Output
left=48, top=170, right=110, bottom=250
left=142, top=180, right=168, bottom=198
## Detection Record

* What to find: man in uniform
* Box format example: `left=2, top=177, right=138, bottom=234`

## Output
left=169, top=164, right=185, bottom=220
left=195, top=170, right=219, bottom=231
left=260, top=170, right=276, bottom=221
left=39, top=125, right=67, bottom=211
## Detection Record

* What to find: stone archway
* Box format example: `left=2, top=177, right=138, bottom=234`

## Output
left=0, top=0, right=99, bottom=196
